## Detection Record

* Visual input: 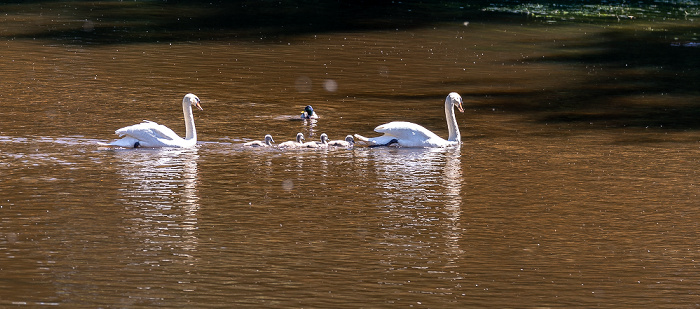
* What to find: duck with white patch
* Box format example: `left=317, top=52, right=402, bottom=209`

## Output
left=300, top=105, right=319, bottom=119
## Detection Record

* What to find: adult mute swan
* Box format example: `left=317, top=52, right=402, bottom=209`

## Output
left=243, top=134, right=274, bottom=147
left=278, top=133, right=305, bottom=148
left=327, top=135, right=354, bottom=147
left=304, top=133, right=329, bottom=148
left=354, top=92, right=464, bottom=148
left=109, top=93, right=202, bottom=148
left=300, top=105, right=319, bottom=119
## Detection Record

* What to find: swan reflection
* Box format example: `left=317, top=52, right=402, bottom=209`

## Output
left=113, top=147, right=200, bottom=264
left=359, top=146, right=464, bottom=279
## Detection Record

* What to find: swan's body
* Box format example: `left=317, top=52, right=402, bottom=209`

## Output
left=327, top=135, right=354, bottom=147
left=278, top=133, right=305, bottom=148
left=300, top=105, right=319, bottom=119
left=304, top=133, right=329, bottom=148
left=109, top=94, right=202, bottom=148
left=243, top=134, right=274, bottom=147
left=354, top=92, right=464, bottom=148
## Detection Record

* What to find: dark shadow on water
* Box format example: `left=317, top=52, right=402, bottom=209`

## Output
left=537, top=25, right=700, bottom=129
left=0, top=1, right=493, bottom=44
left=460, top=24, right=700, bottom=130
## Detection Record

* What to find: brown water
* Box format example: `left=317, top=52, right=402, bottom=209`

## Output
left=1, top=4, right=699, bottom=308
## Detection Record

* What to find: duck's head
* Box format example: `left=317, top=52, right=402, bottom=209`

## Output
left=304, top=105, right=315, bottom=116
left=264, top=134, right=275, bottom=144
left=184, top=93, right=203, bottom=111
left=296, top=132, right=305, bottom=143
left=320, top=133, right=329, bottom=144
left=447, top=92, right=463, bottom=113
left=344, top=135, right=354, bottom=144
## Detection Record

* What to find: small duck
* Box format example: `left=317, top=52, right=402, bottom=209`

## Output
left=304, top=133, right=329, bottom=148
left=327, top=135, right=354, bottom=147
left=243, top=134, right=274, bottom=147
left=278, top=133, right=305, bottom=148
left=300, top=105, right=319, bottom=119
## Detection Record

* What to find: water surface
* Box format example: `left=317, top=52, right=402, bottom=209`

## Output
left=0, top=3, right=699, bottom=308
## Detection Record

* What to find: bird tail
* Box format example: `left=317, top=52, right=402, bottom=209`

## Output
left=103, top=137, right=140, bottom=148
left=353, top=134, right=374, bottom=146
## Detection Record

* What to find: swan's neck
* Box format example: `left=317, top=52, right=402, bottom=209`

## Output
left=183, top=102, right=196, bottom=141
left=445, top=98, right=460, bottom=143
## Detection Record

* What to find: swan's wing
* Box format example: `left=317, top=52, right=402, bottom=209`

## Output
left=374, top=121, right=442, bottom=141
left=370, top=121, right=455, bottom=147
left=115, top=120, right=181, bottom=142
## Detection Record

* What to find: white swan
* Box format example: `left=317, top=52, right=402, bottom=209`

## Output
left=327, top=135, right=354, bottom=147
left=300, top=105, right=319, bottom=119
left=278, top=133, right=305, bottom=148
left=304, top=133, right=329, bottom=148
left=243, top=134, right=274, bottom=147
left=354, top=92, right=464, bottom=148
left=109, top=93, right=202, bottom=148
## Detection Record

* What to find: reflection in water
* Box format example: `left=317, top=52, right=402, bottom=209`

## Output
left=360, top=146, right=464, bottom=291
left=0, top=136, right=204, bottom=306
left=302, top=118, right=319, bottom=139
left=2, top=5, right=698, bottom=305
left=442, top=148, right=464, bottom=258
left=114, top=148, right=200, bottom=263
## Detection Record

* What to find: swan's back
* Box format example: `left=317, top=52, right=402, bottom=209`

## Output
left=113, top=120, right=190, bottom=147
left=375, top=121, right=438, bottom=138
left=116, top=120, right=180, bottom=140
left=368, top=121, right=456, bottom=147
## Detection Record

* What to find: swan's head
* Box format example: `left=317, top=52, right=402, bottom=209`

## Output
left=448, top=92, right=464, bottom=113
left=320, top=133, right=329, bottom=144
left=184, top=93, right=203, bottom=111
left=264, top=134, right=275, bottom=144
left=304, top=105, right=315, bottom=116
left=344, top=135, right=354, bottom=144
left=295, top=132, right=305, bottom=143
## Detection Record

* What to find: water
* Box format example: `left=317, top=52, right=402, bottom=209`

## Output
left=1, top=2, right=699, bottom=308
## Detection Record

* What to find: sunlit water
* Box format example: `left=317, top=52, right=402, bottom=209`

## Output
left=1, top=3, right=699, bottom=308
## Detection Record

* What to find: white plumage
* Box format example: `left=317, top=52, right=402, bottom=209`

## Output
left=354, top=92, right=464, bottom=148
left=109, top=94, right=202, bottom=148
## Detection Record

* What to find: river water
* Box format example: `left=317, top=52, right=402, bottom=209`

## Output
left=1, top=2, right=699, bottom=308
